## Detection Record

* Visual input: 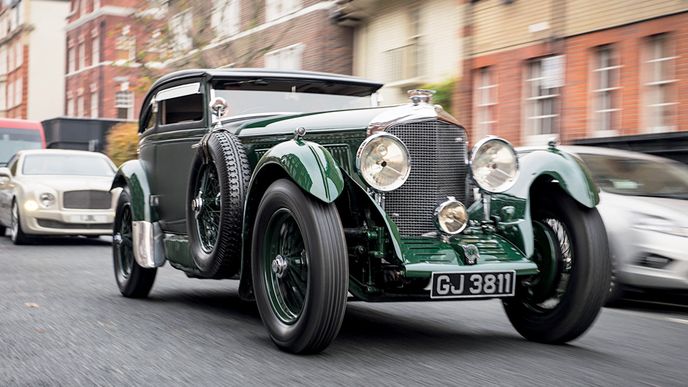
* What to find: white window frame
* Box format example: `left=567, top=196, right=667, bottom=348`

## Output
left=15, top=42, right=22, bottom=68
left=90, top=91, right=98, bottom=118
left=68, top=46, right=76, bottom=73
left=643, top=33, right=677, bottom=133
left=115, top=27, right=136, bottom=62
left=67, top=96, right=74, bottom=116
left=473, top=66, right=497, bottom=139
left=264, top=43, right=304, bottom=70
left=211, top=0, right=240, bottom=38
left=523, top=57, right=562, bottom=145
left=115, top=90, right=134, bottom=120
left=590, top=44, right=621, bottom=137
left=78, top=41, right=85, bottom=69
left=77, top=94, right=84, bottom=117
left=91, top=30, right=100, bottom=65
left=266, top=0, right=301, bottom=22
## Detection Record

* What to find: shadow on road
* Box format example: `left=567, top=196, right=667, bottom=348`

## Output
left=608, top=290, right=688, bottom=315
left=21, top=236, right=112, bottom=246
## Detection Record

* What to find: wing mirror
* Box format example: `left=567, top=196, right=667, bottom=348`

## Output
left=0, top=167, right=11, bottom=186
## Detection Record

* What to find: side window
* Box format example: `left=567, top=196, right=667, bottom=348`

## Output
left=8, top=156, right=18, bottom=176
left=156, top=82, right=204, bottom=126
left=160, top=93, right=203, bottom=125
left=142, top=103, right=157, bottom=131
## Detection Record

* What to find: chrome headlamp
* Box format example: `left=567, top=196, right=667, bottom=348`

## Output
left=356, top=133, right=411, bottom=192
left=470, top=136, right=519, bottom=193
left=435, top=197, right=468, bottom=235
left=39, top=192, right=56, bottom=208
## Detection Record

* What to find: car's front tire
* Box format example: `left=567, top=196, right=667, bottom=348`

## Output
left=10, top=200, right=30, bottom=245
left=503, top=188, right=610, bottom=343
left=113, top=188, right=157, bottom=298
left=252, top=179, right=348, bottom=354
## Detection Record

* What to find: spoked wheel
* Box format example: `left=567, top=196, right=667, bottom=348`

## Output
left=10, top=201, right=29, bottom=245
left=503, top=189, right=610, bottom=344
left=191, top=161, right=221, bottom=254
left=113, top=188, right=156, bottom=298
left=252, top=179, right=348, bottom=354
left=186, top=131, right=249, bottom=278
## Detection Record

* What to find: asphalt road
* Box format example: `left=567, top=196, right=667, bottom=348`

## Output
left=1, top=235, right=687, bottom=386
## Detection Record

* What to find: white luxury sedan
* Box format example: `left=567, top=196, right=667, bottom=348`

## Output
left=0, top=149, right=117, bottom=244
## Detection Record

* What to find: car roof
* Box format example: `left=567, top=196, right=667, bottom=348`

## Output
left=151, top=68, right=384, bottom=91
left=557, top=145, right=673, bottom=162
left=17, top=149, right=110, bottom=158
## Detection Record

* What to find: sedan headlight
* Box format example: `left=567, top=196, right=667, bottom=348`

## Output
left=39, top=192, right=56, bottom=208
left=470, top=136, right=519, bottom=193
left=356, top=133, right=411, bottom=192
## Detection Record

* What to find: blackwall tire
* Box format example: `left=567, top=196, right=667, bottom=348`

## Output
left=187, top=131, right=250, bottom=278
left=113, top=188, right=157, bottom=298
left=10, top=201, right=30, bottom=245
left=252, top=179, right=348, bottom=354
left=503, top=189, right=611, bottom=344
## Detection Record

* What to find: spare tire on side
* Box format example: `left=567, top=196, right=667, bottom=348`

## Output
left=186, top=130, right=250, bottom=278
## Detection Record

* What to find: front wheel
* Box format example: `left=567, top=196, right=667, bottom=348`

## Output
left=503, top=189, right=610, bottom=344
left=113, top=188, right=157, bottom=298
left=252, top=179, right=348, bottom=354
left=10, top=201, right=30, bottom=245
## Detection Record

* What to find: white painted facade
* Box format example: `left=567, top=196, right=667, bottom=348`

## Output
left=26, top=0, right=69, bottom=121
left=350, top=0, right=463, bottom=105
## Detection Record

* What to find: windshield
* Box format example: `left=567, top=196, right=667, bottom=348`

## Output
left=0, top=128, right=42, bottom=165
left=22, top=154, right=115, bottom=177
left=578, top=153, right=688, bottom=199
left=212, top=78, right=376, bottom=117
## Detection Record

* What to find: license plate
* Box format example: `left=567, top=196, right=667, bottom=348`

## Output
left=68, top=215, right=108, bottom=223
left=430, top=270, right=516, bottom=299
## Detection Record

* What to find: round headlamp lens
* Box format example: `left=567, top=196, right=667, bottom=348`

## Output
left=435, top=198, right=468, bottom=234
left=471, top=137, right=518, bottom=193
left=356, top=133, right=411, bottom=192
left=39, top=192, right=56, bottom=208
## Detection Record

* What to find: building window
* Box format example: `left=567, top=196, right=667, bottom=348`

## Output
left=0, top=83, right=6, bottom=110
left=90, top=91, right=98, bottom=118
left=91, top=35, right=99, bottom=65
left=67, top=96, right=74, bottom=116
left=266, top=0, right=301, bottom=22
left=68, top=45, right=76, bottom=73
left=115, top=26, right=135, bottom=62
left=78, top=41, right=85, bottom=69
left=644, top=34, right=676, bottom=133
left=15, top=43, right=22, bottom=68
left=525, top=56, right=563, bottom=140
left=77, top=94, right=84, bottom=117
left=15, top=78, right=21, bottom=107
left=211, top=0, right=240, bottom=37
left=591, top=45, right=620, bottom=134
left=115, top=90, right=134, bottom=120
left=474, top=67, right=497, bottom=138
left=7, top=81, right=13, bottom=108
left=169, top=10, right=192, bottom=52
left=264, top=43, right=304, bottom=70
left=0, top=47, right=6, bottom=75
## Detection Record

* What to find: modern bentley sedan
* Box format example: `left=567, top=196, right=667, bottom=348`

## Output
left=0, top=149, right=117, bottom=244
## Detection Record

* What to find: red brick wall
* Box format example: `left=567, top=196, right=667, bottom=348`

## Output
left=457, top=12, right=688, bottom=146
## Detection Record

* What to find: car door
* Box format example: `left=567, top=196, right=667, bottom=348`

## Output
left=0, top=155, right=18, bottom=226
left=140, top=80, right=208, bottom=234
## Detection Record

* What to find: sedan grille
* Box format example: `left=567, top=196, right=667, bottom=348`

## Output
left=63, top=190, right=112, bottom=210
left=384, top=120, right=468, bottom=235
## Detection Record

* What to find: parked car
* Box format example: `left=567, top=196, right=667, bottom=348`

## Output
left=111, top=69, right=610, bottom=354
left=0, top=149, right=117, bottom=243
left=0, top=119, right=45, bottom=166
left=559, top=146, right=688, bottom=300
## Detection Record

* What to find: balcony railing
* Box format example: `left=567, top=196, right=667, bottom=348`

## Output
left=384, top=41, right=424, bottom=83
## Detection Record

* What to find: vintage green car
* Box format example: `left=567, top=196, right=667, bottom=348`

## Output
left=111, top=69, right=610, bottom=354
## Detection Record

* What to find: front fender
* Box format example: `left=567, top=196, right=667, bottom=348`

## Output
left=111, top=160, right=154, bottom=222
left=250, top=139, right=345, bottom=203
left=469, top=147, right=599, bottom=258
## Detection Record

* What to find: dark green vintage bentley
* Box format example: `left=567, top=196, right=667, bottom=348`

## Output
left=111, top=69, right=610, bottom=354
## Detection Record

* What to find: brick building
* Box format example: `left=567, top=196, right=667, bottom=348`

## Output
left=65, top=0, right=355, bottom=121
left=0, top=0, right=69, bottom=120
left=456, top=0, right=688, bottom=147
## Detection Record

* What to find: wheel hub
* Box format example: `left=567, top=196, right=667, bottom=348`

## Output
left=272, top=254, right=288, bottom=278
left=191, top=197, right=203, bottom=213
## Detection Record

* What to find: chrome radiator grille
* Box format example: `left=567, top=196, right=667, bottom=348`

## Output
left=63, top=190, right=112, bottom=210
left=385, top=120, right=468, bottom=235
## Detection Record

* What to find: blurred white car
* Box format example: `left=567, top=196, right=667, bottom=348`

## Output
left=561, top=146, right=688, bottom=299
left=0, top=149, right=117, bottom=244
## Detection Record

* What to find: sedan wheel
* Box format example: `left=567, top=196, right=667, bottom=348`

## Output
left=10, top=201, right=29, bottom=245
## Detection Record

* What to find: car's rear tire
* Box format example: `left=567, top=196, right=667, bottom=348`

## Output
left=113, top=188, right=157, bottom=298
left=252, top=179, right=348, bottom=354
left=187, top=131, right=250, bottom=278
left=10, top=200, right=30, bottom=245
left=503, top=189, right=610, bottom=343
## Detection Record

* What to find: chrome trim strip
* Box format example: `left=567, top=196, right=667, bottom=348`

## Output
left=132, top=221, right=166, bottom=268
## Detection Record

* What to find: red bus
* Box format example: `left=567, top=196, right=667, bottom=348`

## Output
left=0, top=119, right=46, bottom=166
